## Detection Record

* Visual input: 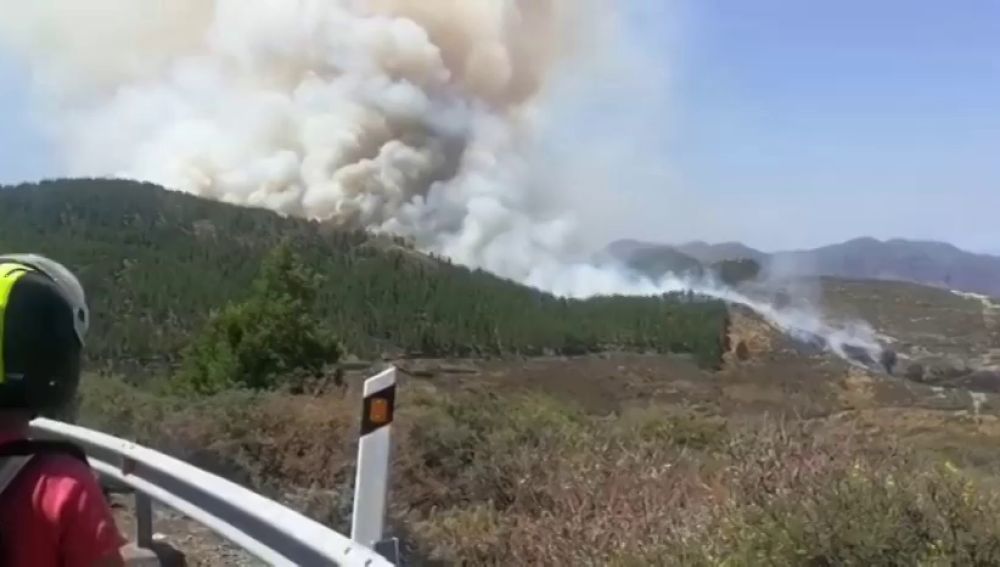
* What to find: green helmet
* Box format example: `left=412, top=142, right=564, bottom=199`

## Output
left=0, top=254, right=88, bottom=412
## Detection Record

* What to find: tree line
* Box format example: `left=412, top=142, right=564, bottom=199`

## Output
left=0, top=179, right=731, bottom=381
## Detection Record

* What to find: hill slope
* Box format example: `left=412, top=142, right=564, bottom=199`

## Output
left=0, top=179, right=729, bottom=373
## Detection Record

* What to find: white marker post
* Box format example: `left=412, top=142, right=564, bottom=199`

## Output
left=351, top=366, right=398, bottom=562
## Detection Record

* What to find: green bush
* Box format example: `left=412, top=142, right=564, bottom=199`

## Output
left=173, top=243, right=341, bottom=395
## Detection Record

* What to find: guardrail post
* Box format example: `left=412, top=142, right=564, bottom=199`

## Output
left=122, top=456, right=154, bottom=548
left=351, top=366, right=397, bottom=561
left=135, top=492, right=154, bottom=548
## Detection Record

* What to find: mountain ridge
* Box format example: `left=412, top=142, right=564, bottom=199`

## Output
left=609, top=237, right=1000, bottom=296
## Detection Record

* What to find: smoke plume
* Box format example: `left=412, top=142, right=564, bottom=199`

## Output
left=0, top=0, right=603, bottom=291
left=0, top=0, right=885, bottom=364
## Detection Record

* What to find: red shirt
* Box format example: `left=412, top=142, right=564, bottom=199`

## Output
left=0, top=426, right=126, bottom=567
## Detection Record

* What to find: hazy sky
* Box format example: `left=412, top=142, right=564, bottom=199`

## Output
left=0, top=56, right=51, bottom=183
left=662, top=0, right=999, bottom=252
left=0, top=1, right=997, bottom=253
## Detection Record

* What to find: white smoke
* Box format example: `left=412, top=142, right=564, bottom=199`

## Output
left=1, top=0, right=599, bottom=290
left=0, top=0, right=885, bottom=363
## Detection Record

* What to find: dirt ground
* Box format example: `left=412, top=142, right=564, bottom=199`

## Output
left=111, top=494, right=263, bottom=566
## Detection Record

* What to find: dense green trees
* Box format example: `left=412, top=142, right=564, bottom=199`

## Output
left=0, top=179, right=731, bottom=375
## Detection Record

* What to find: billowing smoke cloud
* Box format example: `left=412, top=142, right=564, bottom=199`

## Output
left=1, top=0, right=606, bottom=292
left=0, top=0, right=885, bottom=364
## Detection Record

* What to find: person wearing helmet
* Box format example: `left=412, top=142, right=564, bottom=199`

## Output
left=0, top=255, right=126, bottom=567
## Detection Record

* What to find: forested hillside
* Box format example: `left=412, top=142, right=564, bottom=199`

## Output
left=0, top=179, right=729, bottom=373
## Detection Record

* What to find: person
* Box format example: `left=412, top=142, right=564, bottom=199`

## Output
left=0, top=254, right=125, bottom=567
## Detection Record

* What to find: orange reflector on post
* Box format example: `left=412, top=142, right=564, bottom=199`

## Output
left=360, top=382, right=396, bottom=436
left=369, top=398, right=390, bottom=425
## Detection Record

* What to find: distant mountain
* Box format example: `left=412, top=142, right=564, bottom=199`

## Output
left=607, top=237, right=1000, bottom=297
left=605, top=240, right=764, bottom=287
left=775, top=238, right=1000, bottom=296
left=604, top=239, right=704, bottom=279
left=674, top=241, right=769, bottom=264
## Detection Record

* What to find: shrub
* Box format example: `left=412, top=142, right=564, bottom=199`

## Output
left=76, top=377, right=1000, bottom=565
left=407, top=410, right=1000, bottom=565
left=173, top=243, right=341, bottom=395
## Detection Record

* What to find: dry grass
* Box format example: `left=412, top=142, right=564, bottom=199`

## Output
left=69, top=276, right=1000, bottom=563
left=79, top=375, right=1000, bottom=565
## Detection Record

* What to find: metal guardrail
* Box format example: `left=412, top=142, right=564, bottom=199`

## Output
left=29, top=367, right=400, bottom=567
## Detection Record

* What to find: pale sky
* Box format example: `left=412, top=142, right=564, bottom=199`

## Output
left=650, top=0, right=999, bottom=252
left=0, top=56, right=52, bottom=183
left=0, top=1, right=997, bottom=254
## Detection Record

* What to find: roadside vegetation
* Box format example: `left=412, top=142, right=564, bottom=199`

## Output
left=16, top=178, right=1000, bottom=563
left=80, top=374, right=1000, bottom=565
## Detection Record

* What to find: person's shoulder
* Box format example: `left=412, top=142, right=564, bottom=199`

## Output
left=30, top=450, right=102, bottom=496
left=29, top=452, right=127, bottom=566
left=30, top=445, right=93, bottom=474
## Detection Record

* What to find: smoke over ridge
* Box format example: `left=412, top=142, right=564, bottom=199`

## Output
left=0, top=0, right=885, bottom=363
left=1, top=0, right=603, bottom=292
